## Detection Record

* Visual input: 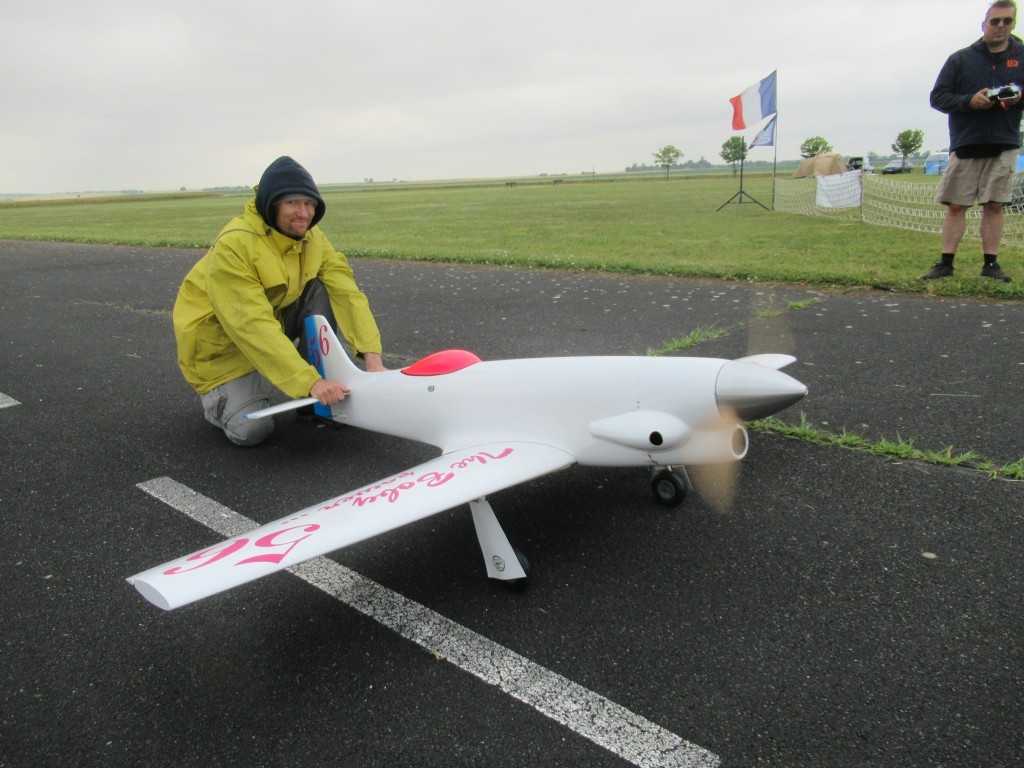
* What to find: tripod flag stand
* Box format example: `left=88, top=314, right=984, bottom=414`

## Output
left=717, top=113, right=776, bottom=211
left=716, top=148, right=768, bottom=211
left=719, top=71, right=777, bottom=212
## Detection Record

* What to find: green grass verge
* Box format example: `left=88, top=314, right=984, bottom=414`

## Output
left=752, top=414, right=1024, bottom=481
left=647, top=324, right=730, bottom=355
left=1, top=173, right=1021, bottom=299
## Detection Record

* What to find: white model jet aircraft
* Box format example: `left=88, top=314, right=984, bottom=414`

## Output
left=128, top=315, right=806, bottom=610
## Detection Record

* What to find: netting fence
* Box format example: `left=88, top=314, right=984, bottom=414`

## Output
left=773, top=171, right=1024, bottom=249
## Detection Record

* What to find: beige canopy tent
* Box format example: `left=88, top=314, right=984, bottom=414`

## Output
left=793, top=153, right=848, bottom=178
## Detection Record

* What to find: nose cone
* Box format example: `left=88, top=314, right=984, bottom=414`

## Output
left=716, top=360, right=808, bottom=421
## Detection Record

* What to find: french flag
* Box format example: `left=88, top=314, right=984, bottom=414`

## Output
left=730, top=71, right=777, bottom=131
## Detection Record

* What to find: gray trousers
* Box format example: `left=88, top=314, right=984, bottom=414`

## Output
left=201, top=370, right=276, bottom=446
left=199, top=279, right=338, bottom=447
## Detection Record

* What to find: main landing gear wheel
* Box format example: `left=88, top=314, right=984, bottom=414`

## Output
left=505, top=547, right=531, bottom=590
left=514, top=547, right=530, bottom=576
left=651, top=469, right=688, bottom=507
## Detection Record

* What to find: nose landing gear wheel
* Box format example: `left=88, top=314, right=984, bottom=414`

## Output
left=651, top=469, right=688, bottom=507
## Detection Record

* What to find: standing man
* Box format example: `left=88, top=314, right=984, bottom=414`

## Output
left=174, top=156, right=386, bottom=446
left=926, top=0, right=1022, bottom=282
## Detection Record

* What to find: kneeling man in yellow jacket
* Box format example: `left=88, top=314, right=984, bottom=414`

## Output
left=173, top=156, right=385, bottom=446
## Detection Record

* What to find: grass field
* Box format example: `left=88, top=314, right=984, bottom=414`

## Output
left=0, top=172, right=1021, bottom=299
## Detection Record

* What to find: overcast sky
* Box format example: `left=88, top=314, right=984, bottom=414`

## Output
left=0, top=0, right=1003, bottom=194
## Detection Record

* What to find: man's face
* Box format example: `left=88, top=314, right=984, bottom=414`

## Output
left=274, top=198, right=317, bottom=238
left=983, top=6, right=1016, bottom=47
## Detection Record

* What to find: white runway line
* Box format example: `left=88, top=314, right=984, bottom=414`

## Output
left=0, top=393, right=21, bottom=409
left=137, top=476, right=720, bottom=768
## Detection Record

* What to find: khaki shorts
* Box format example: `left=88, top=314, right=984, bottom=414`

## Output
left=934, top=148, right=1017, bottom=206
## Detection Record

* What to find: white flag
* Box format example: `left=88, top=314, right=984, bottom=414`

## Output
left=750, top=115, right=776, bottom=148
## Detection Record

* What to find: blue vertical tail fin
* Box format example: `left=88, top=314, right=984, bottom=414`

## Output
left=246, top=315, right=363, bottom=422
left=303, top=315, right=364, bottom=418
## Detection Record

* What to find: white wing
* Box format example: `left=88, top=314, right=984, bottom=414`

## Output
left=128, top=441, right=574, bottom=610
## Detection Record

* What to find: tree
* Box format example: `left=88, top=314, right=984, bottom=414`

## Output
left=720, top=137, right=748, bottom=176
left=892, top=129, right=925, bottom=169
left=652, top=145, right=683, bottom=178
left=800, top=136, right=833, bottom=158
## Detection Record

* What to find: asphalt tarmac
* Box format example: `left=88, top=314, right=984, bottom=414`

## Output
left=1, top=239, right=1021, bottom=767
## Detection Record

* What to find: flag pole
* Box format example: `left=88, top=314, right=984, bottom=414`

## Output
left=771, top=117, right=778, bottom=210
left=771, top=77, right=779, bottom=210
left=739, top=146, right=745, bottom=197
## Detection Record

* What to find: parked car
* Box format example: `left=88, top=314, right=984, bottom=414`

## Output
left=845, top=156, right=874, bottom=172
left=882, top=158, right=914, bottom=174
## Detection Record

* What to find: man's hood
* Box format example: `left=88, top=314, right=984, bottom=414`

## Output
left=254, top=156, right=326, bottom=233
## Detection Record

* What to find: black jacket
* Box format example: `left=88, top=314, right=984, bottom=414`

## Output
left=930, top=36, right=1024, bottom=151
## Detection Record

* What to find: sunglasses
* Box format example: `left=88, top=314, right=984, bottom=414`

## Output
left=989, top=16, right=1016, bottom=25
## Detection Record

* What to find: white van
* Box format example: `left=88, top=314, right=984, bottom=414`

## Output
left=845, top=156, right=875, bottom=173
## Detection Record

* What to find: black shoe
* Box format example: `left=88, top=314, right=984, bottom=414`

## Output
left=296, top=404, right=329, bottom=422
left=296, top=404, right=343, bottom=429
left=981, top=263, right=1012, bottom=282
left=921, top=262, right=954, bottom=279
